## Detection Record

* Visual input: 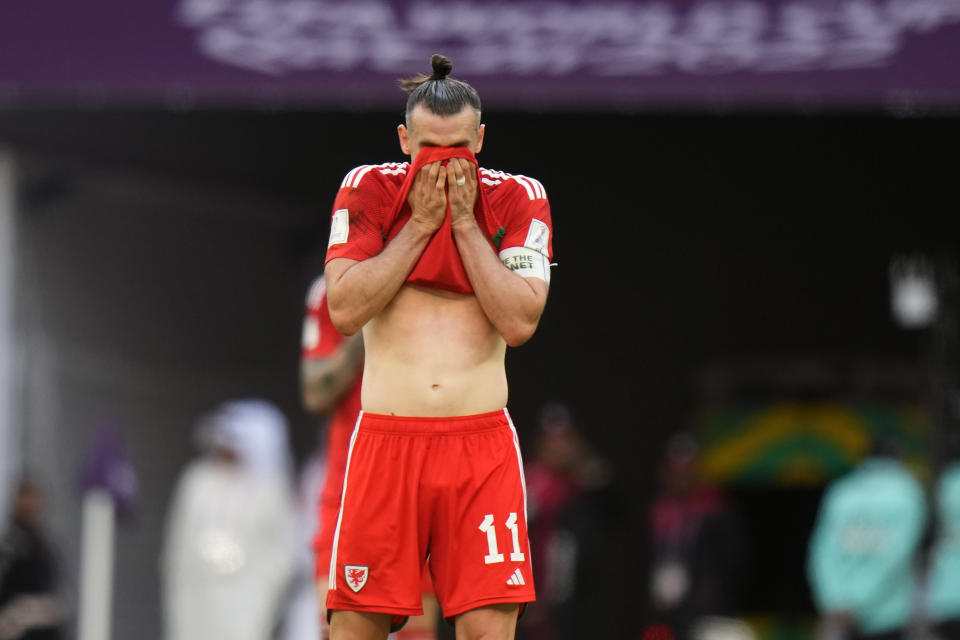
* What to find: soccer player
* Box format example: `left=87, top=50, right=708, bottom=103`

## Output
left=301, top=274, right=365, bottom=637
left=322, top=54, right=554, bottom=640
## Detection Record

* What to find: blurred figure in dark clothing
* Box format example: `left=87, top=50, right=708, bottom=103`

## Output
left=520, top=403, right=616, bottom=640
left=649, top=433, right=745, bottom=640
left=548, top=452, right=618, bottom=640
left=0, top=478, right=64, bottom=640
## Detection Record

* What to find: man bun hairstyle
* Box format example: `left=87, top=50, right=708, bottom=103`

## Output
left=429, top=53, right=453, bottom=81
left=400, top=54, right=481, bottom=124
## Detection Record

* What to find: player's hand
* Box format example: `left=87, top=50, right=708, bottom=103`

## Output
left=447, top=157, right=479, bottom=229
left=407, top=161, right=448, bottom=233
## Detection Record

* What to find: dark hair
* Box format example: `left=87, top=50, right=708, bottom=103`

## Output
left=399, top=54, right=481, bottom=124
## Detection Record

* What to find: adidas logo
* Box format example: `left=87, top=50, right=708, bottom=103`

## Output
left=506, top=568, right=526, bottom=586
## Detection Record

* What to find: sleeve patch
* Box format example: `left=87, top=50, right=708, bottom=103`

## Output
left=499, top=246, right=551, bottom=285
left=328, top=209, right=349, bottom=247
left=523, top=219, right=550, bottom=256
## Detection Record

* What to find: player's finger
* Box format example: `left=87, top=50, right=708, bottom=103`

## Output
left=449, top=159, right=465, bottom=187
left=436, top=163, right=448, bottom=189
left=426, top=161, right=440, bottom=181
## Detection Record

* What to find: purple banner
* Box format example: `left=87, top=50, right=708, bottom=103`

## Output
left=81, top=424, right=138, bottom=517
left=2, top=0, right=960, bottom=108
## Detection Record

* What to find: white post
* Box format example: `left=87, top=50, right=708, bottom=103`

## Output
left=78, top=489, right=116, bottom=640
left=0, top=148, right=17, bottom=521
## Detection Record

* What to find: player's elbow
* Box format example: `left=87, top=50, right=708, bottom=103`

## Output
left=500, top=279, right=549, bottom=346
left=500, top=295, right=546, bottom=346
left=501, top=318, right=539, bottom=347
left=504, top=332, right=533, bottom=348
left=327, top=307, right=363, bottom=337
left=333, top=318, right=363, bottom=337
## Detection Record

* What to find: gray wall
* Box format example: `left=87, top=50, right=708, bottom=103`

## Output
left=14, top=156, right=323, bottom=639
left=0, top=149, right=16, bottom=522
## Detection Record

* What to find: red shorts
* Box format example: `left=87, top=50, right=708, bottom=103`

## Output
left=313, top=404, right=359, bottom=577
left=326, top=409, right=536, bottom=620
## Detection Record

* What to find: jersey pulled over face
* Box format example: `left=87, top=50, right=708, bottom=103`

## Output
left=325, top=161, right=553, bottom=291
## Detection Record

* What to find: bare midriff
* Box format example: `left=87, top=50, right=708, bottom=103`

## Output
left=360, top=283, right=508, bottom=417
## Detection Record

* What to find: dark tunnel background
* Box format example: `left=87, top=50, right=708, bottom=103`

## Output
left=0, top=107, right=956, bottom=638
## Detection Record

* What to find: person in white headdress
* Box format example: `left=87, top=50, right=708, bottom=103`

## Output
left=161, top=399, right=298, bottom=640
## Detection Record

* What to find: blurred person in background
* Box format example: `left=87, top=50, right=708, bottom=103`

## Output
left=0, top=478, right=64, bottom=640
left=807, top=438, right=926, bottom=640
left=300, top=275, right=440, bottom=640
left=925, top=450, right=960, bottom=640
left=523, top=403, right=616, bottom=640
left=648, top=432, right=745, bottom=640
left=161, top=399, right=298, bottom=640
left=299, top=274, right=365, bottom=640
left=322, top=53, right=552, bottom=640
left=522, top=403, right=581, bottom=640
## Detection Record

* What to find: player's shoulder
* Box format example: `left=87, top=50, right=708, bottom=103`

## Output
left=339, top=162, right=409, bottom=191
left=479, top=167, right=548, bottom=202
left=305, top=275, right=327, bottom=309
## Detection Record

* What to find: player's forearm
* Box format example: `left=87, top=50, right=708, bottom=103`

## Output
left=453, top=221, right=547, bottom=347
left=326, top=219, right=436, bottom=335
left=300, top=334, right=364, bottom=415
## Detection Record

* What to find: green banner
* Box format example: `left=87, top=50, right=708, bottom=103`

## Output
left=695, top=403, right=930, bottom=486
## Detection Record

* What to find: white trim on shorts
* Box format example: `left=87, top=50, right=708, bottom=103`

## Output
left=503, top=408, right=533, bottom=575
left=502, top=408, right=529, bottom=527
left=328, top=409, right=365, bottom=590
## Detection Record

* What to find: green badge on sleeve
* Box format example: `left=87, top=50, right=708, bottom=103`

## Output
left=492, top=226, right=506, bottom=249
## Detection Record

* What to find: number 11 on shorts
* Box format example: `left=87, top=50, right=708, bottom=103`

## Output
left=478, top=513, right=526, bottom=564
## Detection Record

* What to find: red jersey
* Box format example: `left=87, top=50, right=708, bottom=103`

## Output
left=303, top=275, right=363, bottom=575
left=325, top=160, right=553, bottom=292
